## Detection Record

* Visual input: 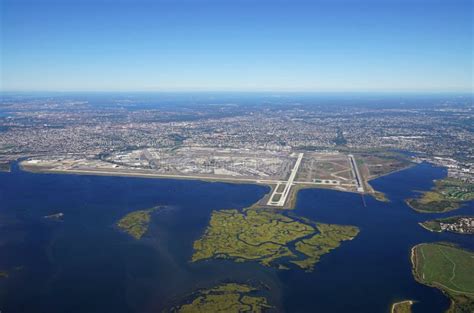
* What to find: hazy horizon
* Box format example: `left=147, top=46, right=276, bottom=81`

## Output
left=1, top=0, right=473, bottom=93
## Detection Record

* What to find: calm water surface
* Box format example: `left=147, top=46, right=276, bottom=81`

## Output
left=0, top=162, right=472, bottom=313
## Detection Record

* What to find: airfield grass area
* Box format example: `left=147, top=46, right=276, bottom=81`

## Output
left=297, top=157, right=352, bottom=181
left=168, top=283, right=272, bottom=313
left=391, top=300, right=413, bottom=313
left=192, top=208, right=359, bottom=271
left=406, top=178, right=474, bottom=213
left=412, top=243, right=474, bottom=313
left=116, top=207, right=159, bottom=239
left=358, top=153, right=413, bottom=180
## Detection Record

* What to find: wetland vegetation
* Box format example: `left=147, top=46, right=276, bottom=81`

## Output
left=192, top=208, right=359, bottom=271
left=411, top=243, right=474, bottom=313
left=116, top=206, right=160, bottom=239
left=291, top=223, right=359, bottom=270
left=167, top=283, right=272, bottom=313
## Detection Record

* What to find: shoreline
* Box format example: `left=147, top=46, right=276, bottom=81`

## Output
left=410, top=245, right=416, bottom=276
left=410, top=243, right=474, bottom=312
left=417, top=222, right=441, bottom=233
left=367, top=163, right=416, bottom=182
left=404, top=176, right=473, bottom=214
left=19, top=160, right=411, bottom=210
left=418, top=220, right=473, bottom=236
left=20, top=163, right=367, bottom=209
left=418, top=215, right=474, bottom=235
left=410, top=244, right=425, bottom=288
left=404, top=198, right=460, bottom=214
left=20, top=164, right=278, bottom=186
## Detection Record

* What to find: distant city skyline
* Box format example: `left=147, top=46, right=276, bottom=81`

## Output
left=1, top=0, right=473, bottom=92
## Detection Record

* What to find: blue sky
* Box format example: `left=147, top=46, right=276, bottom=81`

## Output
left=1, top=0, right=472, bottom=92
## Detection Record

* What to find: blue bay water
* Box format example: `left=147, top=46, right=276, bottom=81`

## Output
left=0, top=162, right=472, bottom=312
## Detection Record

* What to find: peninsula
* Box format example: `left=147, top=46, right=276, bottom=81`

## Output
left=406, top=178, right=474, bottom=213
left=411, top=243, right=474, bottom=312
left=420, top=216, right=474, bottom=234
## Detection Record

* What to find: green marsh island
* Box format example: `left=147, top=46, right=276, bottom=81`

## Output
left=116, top=206, right=160, bottom=239
left=406, top=178, right=474, bottom=213
left=411, top=243, right=474, bottom=313
left=167, top=283, right=272, bottom=313
left=192, top=208, right=359, bottom=271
